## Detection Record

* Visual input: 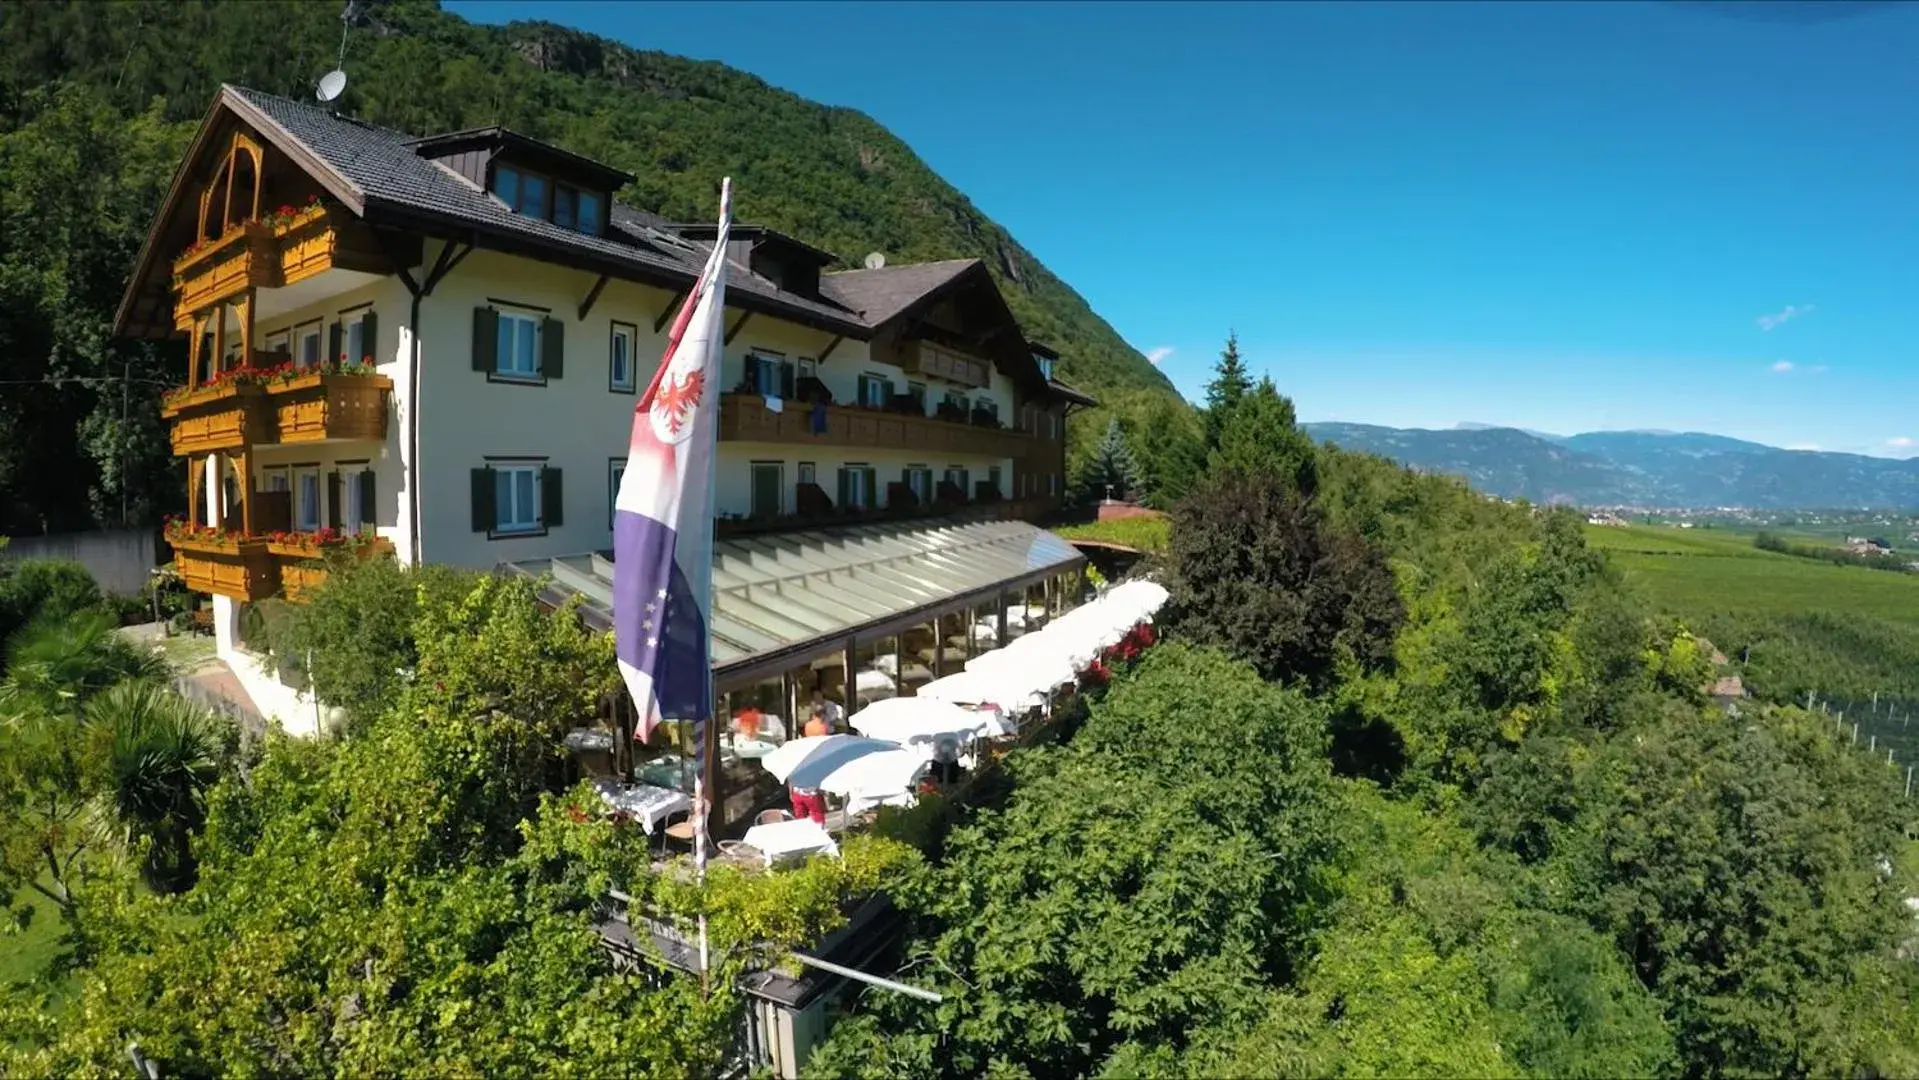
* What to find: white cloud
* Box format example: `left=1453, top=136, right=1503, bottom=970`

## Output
left=1757, top=303, right=1814, bottom=331
left=1770, top=360, right=1794, bottom=372
left=1889, top=436, right=1916, bottom=449
left=1145, top=346, right=1174, bottom=366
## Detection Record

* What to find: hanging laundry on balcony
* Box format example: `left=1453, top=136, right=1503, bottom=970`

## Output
left=809, top=398, right=829, bottom=434
left=762, top=394, right=784, bottom=413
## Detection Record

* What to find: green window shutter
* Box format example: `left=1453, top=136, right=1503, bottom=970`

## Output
left=542, top=466, right=564, bottom=527
left=836, top=469, right=850, bottom=509
left=780, top=361, right=795, bottom=399
left=360, top=311, right=379, bottom=365
left=325, top=471, right=342, bottom=529
left=864, top=469, right=877, bottom=509
left=471, top=467, right=494, bottom=532
left=541, top=318, right=565, bottom=379
left=472, top=308, right=498, bottom=372
left=328, top=322, right=343, bottom=366
left=358, top=470, right=376, bottom=526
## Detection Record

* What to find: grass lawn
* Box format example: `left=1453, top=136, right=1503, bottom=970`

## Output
left=1056, top=515, right=1171, bottom=555
left=1, top=878, right=69, bottom=988
left=1586, top=525, right=1919, bottom=627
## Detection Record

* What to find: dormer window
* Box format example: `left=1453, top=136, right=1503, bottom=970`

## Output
left=491, top=163, right=603, bottom=236
left=1035, top=354, right=1056, bottom=381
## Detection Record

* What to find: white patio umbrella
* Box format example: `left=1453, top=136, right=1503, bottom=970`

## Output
left=849, top=695, right=991, bottom=743
left=815, top=747, right=929, bottom=799
left=759, top=734, right=901, bottom=786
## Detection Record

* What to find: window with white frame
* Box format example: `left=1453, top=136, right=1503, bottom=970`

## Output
left=264, top=329, right=290, bottom=359
left=797, top=462, right=816, bottom=486
left=262, top=466, right=289, bottom=494
left=340, top=463, right=373, bottom=530
left=987, top=466, right=1002, bottom=497
left=340, top=309, right=374, bottom=366
left=292, top=466, right=322, bottom=531
left=494, top=464, right=542, bottom=533
left=296, top=321, right=323, bottom=368
left=944, top=466, right=970, bottom=498
left=609, top=322, right=637, bottom=392
left=749, top=352, right=785, bottom=395
left=496, top=311, right=542, bottom=378
left=608, top=458, right=625, bottom=528
left=906, top=465, right=932, bottom=503
left=857, top=374, right=890, bottom=408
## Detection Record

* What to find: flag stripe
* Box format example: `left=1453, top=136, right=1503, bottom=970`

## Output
left=616, top=179, right=731, bottom=745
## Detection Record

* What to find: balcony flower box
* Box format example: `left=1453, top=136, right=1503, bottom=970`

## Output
left=162, top=519, right=278, bottom=601
left=264, top=528, right=392, bottom=561
left=160, top=370, right=269, bottom=418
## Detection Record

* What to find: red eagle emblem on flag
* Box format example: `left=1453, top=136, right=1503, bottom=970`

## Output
left=650, top=367, right=706, bottom=440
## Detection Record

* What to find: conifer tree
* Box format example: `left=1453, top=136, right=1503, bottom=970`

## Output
left=1076, top=417, right=1144, bottom=502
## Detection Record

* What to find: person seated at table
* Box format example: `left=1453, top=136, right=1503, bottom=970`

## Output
left=734, top=704, right=764, bottom=741
left=803, top=707, right=831, bottom=739
left=810, top=689, right=845, bottom=732
left=789, top=783, right=826, bottom=825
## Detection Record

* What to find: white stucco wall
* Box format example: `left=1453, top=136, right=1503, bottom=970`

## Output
left=247, top=276, right=417, bottom=560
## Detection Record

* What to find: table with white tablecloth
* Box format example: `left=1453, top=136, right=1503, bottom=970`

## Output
left=741, top=818, right=841, bottom=866
left=590, top=777, right=692, bottom=835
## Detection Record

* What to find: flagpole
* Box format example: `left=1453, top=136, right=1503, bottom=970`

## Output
left=694, top=176, right=732, bottom=994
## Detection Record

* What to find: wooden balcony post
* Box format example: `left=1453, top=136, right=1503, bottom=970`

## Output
left=236, top=289, right=254, bottom=368
left=232, top=450, right=252, bottom=535
left=212, top=299, right=227, bottom=376
left=186, top=454, right=199, bottom=527
left=187, top=314, right=202, bottom=390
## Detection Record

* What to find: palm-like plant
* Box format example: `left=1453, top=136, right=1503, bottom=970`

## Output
left=86, top=681, right=231, bottom=892
left=0, top=610, right=169, bottom=720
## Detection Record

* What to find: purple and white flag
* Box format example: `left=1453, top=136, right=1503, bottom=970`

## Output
left=615, top=179, right=731, bottom=744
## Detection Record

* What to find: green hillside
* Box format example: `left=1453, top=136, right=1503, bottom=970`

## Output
left=0, top=0, right=1181, bottom=534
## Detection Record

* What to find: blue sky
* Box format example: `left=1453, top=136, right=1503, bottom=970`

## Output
left=449, top=1, right=1919, bottom=457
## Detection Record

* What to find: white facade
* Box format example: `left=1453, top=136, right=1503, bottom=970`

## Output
left=210, top=246, right=1036, bottom=578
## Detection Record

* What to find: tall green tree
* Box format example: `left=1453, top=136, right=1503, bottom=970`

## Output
left=1164, top=468, right=1401, bottom=689
left=1211, top=376, right=1318, bottom=496
left=1075, top=416, right=1144, bottom=502
left=1128, top=397, right=1206, bottom=510
left=1202, top=330, right=1252, bottom=450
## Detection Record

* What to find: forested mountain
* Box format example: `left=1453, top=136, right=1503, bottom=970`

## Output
left=1307, top=422, right=1919, bottom=509
left=0, top=0, right=1179, bottom=535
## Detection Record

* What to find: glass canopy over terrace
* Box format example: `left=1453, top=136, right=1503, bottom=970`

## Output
left=502, top=518, right=1086, bottom=687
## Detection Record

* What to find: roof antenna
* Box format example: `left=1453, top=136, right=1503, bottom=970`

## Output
left=315, top=0, right=359, bottom=105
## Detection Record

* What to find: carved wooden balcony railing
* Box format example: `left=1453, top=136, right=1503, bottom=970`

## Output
left=266, top=371, right=392, bottom=444
left=161, top=381, right=273, bottom=456
left=166, top=532, right=279, bottom=603
left=717, top=394, right=1034, bottom=460
left=170, top=204, right=386, bottom=326
left=265, top=534, right=395, bottom=602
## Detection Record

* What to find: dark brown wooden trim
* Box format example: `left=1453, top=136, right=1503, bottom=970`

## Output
left=724, top=310, right=753, bottom=346
left=818, top=334, right=845, bottom=363
left=487, top=297, right=552, bottom=313
left=653, top=290, right=687, bottom=333
left=577, top=274, right=610, bottom=321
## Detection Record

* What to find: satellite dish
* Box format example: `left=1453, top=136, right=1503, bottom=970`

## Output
left=862, top=251, right=886, bottom=270
left=316, top=69, right=348, bottom=103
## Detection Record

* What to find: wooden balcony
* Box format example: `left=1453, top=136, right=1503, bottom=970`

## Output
left=715, top=491, right=1059, bottom=539
left=166, top=533, right=279, bottom=603
left=161, top=381, right=273, bottom=456
left=266, top=371, right=391, bottom=444
left=170, top=204, right=385, bottom=326
left=718, top=394, right=1033, bottom=460
left=266, top=535, right=396, bottom=602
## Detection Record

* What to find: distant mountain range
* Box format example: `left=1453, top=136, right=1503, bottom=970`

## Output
left=1303, top=423, right=1919, bottom=509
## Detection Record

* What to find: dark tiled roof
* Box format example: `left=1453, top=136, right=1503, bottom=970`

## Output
left=819, top=260, right=979, bottom=325
left=225, top=86, right=866, bottom=333
left=122, top=86, right=1082, bottom=404
left=1048, top=378, right=1099, bottom=408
